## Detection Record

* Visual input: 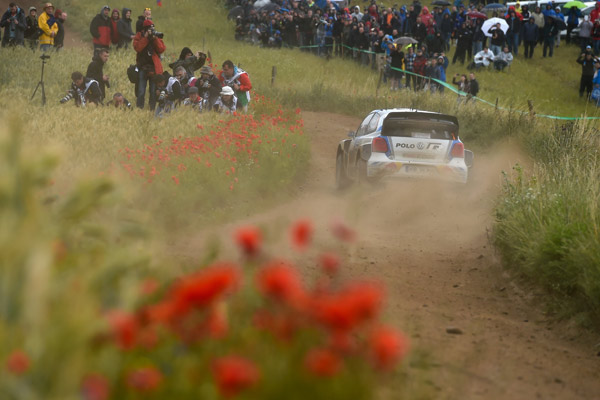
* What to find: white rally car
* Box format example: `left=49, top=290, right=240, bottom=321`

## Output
left=335, top=109, right=473, bottom=188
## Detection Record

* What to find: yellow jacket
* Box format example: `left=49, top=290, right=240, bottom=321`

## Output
left=38, top=11, right=58, bottom=45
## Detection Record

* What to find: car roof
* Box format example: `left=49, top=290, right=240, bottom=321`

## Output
left=370, top=109, right=459, bottom=127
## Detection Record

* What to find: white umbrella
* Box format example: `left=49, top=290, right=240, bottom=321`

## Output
left=481, top=17, right=509, bottom=37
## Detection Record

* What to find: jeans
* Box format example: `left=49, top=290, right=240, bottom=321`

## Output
left=472, top=41, right=482, bottom=56
left=137, top=69, right=157, bottom=110
left=507, top=32, right=519, bottom=55
left=40, top=44, right=53, bottom=52
left=490, top=44, right=501, bottom=56
left=543, top=36, right=555, bottom=57
left=524, top=41, right=536, bottom=58
left=594, top=40, right=600, bottom=55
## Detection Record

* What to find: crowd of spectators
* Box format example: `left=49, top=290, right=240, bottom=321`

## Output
left=54, top=5, right=252, bottom=116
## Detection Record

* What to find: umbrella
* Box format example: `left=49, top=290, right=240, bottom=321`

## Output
left=394, top=36, right=418, bottom=45
left=481, top=17, right=509, bottom=37
left=227, top=5, right=245, bottom=20
left=482, top=3, right=507, bottom=12
left=259, top=3, right=280, bottom=13
left=562, top=1, right=586, bottom=9
left=466, top=11, right=487, bottom=19
left=432, top=0, right=451, bottom=6
left=550, top=15, right=567, bottom=30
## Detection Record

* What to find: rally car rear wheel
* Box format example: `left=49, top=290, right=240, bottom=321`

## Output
left=335, top=151, right=351, bottom=190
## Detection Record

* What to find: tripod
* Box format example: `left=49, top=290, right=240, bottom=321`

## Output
left=31, top=55, right=50, bottom=106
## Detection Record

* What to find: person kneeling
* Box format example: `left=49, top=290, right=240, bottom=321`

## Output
left=183, top=86, right=203, bottom=111
left=494, top=46, right=514, bottom=71
left=59, top=71, right=102, bottom=107
left=470, top=46, right=495, bottom=70
left=213, top=86, right=237, bottom=114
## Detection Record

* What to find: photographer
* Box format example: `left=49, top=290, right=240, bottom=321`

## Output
left=86, top=48, right=110, bottom=101
left=193, top=65, right=221, bottom=110
left=1, top=3, right=26, bottom=47
left=60, top=71, right=102, bottom=107
left=24, top=6, right=38, bottom=49
left=469, top=45, right=494, bottom=70
left=153, top=74, right=169, bottom=117
left=169, top=47, right=206, bottom=78
left=133, top=19, right=166, bottom=110
left=213, top=86, right=237, bottom=114
left=218, top=59, right=252, bottom=113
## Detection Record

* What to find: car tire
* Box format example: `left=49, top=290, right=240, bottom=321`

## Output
left=357, top=158, right=379, bottom=185
left=335, top=151, right=351, bottom=190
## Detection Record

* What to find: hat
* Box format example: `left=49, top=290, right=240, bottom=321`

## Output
left=54, top=9, right=62, bottom=17
left=438, top=55, right=444, bottom=60
left=555, top=6, right=560, bottom=10
left=220, top=86, right=235, bottom=96
left=587, top=45, right=592, bottom=49
left=29, top=6, right=36, bottom=11
left=188, top=87, right=199, bottom=94
left=43, top=2, right=54, bottom=9
left=142, top=19, right=154, bottom=27
left=199, top=65, right=213, bottom=75
left=102, top=5, right=110, bottom=11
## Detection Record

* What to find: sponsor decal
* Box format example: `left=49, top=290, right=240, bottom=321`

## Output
left=395, top=142, right=442, bottom=150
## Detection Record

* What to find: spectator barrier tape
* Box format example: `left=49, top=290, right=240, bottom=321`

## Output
left=296, top=42, right=600, bottom=120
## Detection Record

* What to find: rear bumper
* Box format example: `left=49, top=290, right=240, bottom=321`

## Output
left=367, top=159, right=468, bottom=184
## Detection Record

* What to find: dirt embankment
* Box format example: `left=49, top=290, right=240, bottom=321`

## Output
left=182, top=111, right=600, bottom=400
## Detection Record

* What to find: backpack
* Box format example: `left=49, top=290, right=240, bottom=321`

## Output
left=126, top=64, right=138, bottom=84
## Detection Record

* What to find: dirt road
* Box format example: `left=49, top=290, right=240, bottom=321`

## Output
left=186, top=111, right=600, bottom=399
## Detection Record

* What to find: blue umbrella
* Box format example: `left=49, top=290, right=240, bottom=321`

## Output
left=482, top=3, right=507, bottom=12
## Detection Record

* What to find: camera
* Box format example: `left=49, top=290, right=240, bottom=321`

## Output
left=157, top=90, right=167, bottom=104
left=150, top=29, right=164, bottom=39
left=60, top=90, right=75, bottom=104
left=40, top=54, right=51, bottom=60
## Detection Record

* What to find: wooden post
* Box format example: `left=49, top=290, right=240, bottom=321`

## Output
left=495, top=98, right=498, bottom=110
left=271, top=66, right=277, bottom=87
left=527, top=100, right=535, bottom=118
left=207, top=50, right=212, bottom=63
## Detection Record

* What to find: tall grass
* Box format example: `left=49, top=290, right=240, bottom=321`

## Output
left=494, top=121, right=600, bottom=328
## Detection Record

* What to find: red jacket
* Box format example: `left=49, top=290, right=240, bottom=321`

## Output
left=90, top=14, right=112, bottom=47
left=111, top=19, right=119, bottom=44
left=133, top=32, right=166, bottom=75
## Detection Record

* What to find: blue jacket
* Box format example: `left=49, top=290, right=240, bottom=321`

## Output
left=566, top=8, right=581, bottom=25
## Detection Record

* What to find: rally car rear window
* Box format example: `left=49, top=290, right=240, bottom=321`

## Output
left=381, top=119, right=458, bottom=140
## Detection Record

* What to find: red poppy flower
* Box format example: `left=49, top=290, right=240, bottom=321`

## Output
left=368, top=326, right=409, bottom=370
left=106, top=310, right=139, bottom=351
left=81, top=373, right=110, bottom=400
left=234, top=226, right=262, bottom=256
left=127, top=366, right=163, bottom=392
left=212, top=356, right=260, bottom=398
left=5, top=350, right=30, bottom=375
left=170, top=262, right=240, bottom=317
left=319, top=253, right=340, bottom=276
left=206, top=303, right=228, bottom=339
left=256, top=260, right=304, bottom=307
left=290, top=219, right=313, bottom=251
left=304, top=348, right=341, bottom=377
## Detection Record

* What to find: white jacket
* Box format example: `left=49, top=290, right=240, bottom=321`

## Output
left=474, top=49, right=495, bottom=67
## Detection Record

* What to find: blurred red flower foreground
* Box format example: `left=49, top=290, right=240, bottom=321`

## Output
left=5, top=220, right=408, bottom=399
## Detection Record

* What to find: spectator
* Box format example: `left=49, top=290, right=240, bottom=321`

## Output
left=133, top=19, right=166, bottom=110
left=413, top=47, right=427, bottom=90
left=404, top=45, right=417, bottom=90
left=38, top=2, right=58, bottom=52
left=488, top=22, right=505, bottom=56
left=218, top=60, right=252, bottom=113
left=60, top=71, right=102, bottom=107
left=452, top=73, right=468, bottom=92
left=555, top=7, right=564, bottom=47
left=506, top=9, right=521, bottom=56
left=106, top=92, right=132, bottom=109
left=453, top=21, right=470, bottom=64
left=117, top=8, right=134, bottom=49
left=530, top=6, right=545, bottom=45
left=591, top=1, right=600, bottom=24
left=566, top=6, right=582, bottom=45
left=153, top=74, right=170, bottom=117
left=136, top=7, right=151, bottom=33
left=579, top=15, right=593, bottom=52
left=193, top=65, right=222, bottom=110
left=90, top=5, right=112, bottom=52
left=471, top=18, right=485, bottom=56
left=542, top=17, right=559, bottom=58
left=435, top=54, right=448, bottom=93
left=53, top=9, right=66, bottom=51
left=389, top=43, right=404, bottom=90
left=577, top=51, right=595, bottom=98
left=110, top=9, right=120, bottom=47
left=183, top=86, right=203, bottom=111
left=466, top=72, right=479, bottom=98
left=86, top=48, right=110, bottom=101
left=470, top=45, right=494, bottom=69
left=165, top=66, right=188, bottom=106
left=214, top=86, right=238, bottom=114
left=169, top=47, right=206, bottom=77
left=522, top=17, right=538, bottom=58
left=1, top=2, right=26, bottom=47
left=494, top=46, right=513, bottom=71
left=412, top=16, right=427, bottom=46
left=441, top=13, right=453, bottom=51
left=24, top=6, right=38, bottom=49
